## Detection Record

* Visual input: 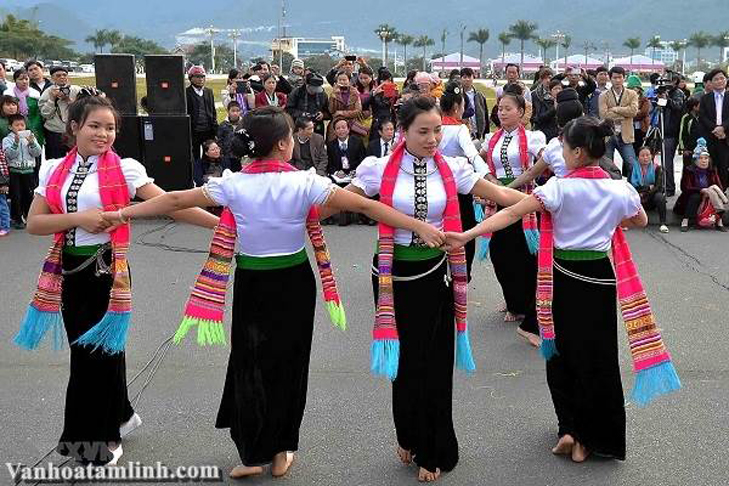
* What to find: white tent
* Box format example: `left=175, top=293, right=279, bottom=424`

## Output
left=430, top=53, right=482, bottom=72
left=550, top=54, right=604, bottom=71
left=490, top=52, right=544, bottom=73
left=611, top=54, right=665, bottom=73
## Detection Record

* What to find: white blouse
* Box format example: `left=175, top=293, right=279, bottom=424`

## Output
left=35, top=155, right=153, bottom=246
left=484, top=128, right=546, bottom=179
left=533, top=176, right=642, bottom=252
left=352, top=152, right=480, bottom=245
left=204, top=169, right=334, bottom=257
left=541, top=137, right=569, bottom=178
left=438, top=124, right=490, bottom=176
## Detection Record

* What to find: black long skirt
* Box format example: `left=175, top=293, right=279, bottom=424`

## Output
left=489, top=218, right=538, bottom=334
left=546, top=257, right=626, bottom=460
left=371, top=254, right=458, bottom=473
left=216, top=260, right=316, bottom=466
left=458, top=193, right=477, bottom=282
left=55, top=250, right=135, bottom=465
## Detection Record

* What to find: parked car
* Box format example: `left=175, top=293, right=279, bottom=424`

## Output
left=0, top=58, right=23, bottom=71
left=78, top=64, right=94, bottom=73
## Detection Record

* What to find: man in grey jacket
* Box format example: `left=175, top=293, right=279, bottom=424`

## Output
left=38, top=66, right=81, bottom=159
left=460, top=68, right=489, bottom=140
left=290, top=117, right=328, bottom=177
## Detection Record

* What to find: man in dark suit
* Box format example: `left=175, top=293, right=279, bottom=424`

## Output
left=366, top=119, right=396, bottom=157
left=291, top=117, right=328, bottom=177
left=326, top=119, right=366, bottom=175
left=698, top=68, right=729, bottom=187
left=186, top=66, right=219, bottom=164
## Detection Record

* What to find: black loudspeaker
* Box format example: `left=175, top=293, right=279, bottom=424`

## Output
left=141, top=115, right=193, bottom=191
left=95, top=54, right=138, bottom=115
left=113, top=115, right=143, bottom=161
left=144, top=55, right=186, bottom=115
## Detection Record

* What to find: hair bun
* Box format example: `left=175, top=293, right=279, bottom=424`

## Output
left=233, top=127, right=255, bottom=157
left=556, top=88, right=579, bottom=104
left=596, top=119, right=614, bottom=138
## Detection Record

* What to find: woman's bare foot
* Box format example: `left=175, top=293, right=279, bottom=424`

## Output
left=230, top=465, right=263, bottom=478
left=397, top=446, right=413, bottom=465
left=551, top=434, right=575, bottom=455
left=516, top=328, right=541, bottom=347
left=418, top=467, right=441, bottom=482
left=271, top=451, right=295, bottom=477
left=571, top=441, right=590, bottom=463
left=504, top=311, right=524, bottom=322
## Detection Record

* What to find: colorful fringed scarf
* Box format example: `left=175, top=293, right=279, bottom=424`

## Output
left=14, top=148, right=132, bottom=354
left=477, top=125, right=539, bottom=259
left=175, top=160, right=346, bottom=346
left=371, top=141, right=475, bottom=380
left=536, top=165, right=681, bottom=407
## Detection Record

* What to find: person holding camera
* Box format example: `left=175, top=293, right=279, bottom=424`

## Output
left=38, top=66, right=81, bottom=160
left=554, top=67, right=596, bottom=112
left=223, top=69, right=255, bottom=114
left=286, top=72, right=329, bottom=136
left=653, top=75, right=686, bottom=196
left=325, top=55, right=363, bottom=87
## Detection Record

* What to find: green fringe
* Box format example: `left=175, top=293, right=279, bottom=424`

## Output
left=174, top=317, right=227, bottom=346
left=326, top=301, right=347, bottom=331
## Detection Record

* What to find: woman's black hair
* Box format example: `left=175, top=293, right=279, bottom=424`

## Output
left=12, top=67, right=28, bottom=81
left=65, top=91, right=121, bottom=146
left=232, top=106, right=293, bottom=158
left=377, top=69, right=393, bottom=83
left=562, top=116, right=614, bottom=160
left=397, top=95, right=440, bottom=131
left=261, top=73, right=276, bottom=85
left=548, top=78, right=562, bottom=91
left=499, top=86, right=526, bottom=115
left=685, top=96, right=700, bottom=112
left=227, top=68, right=240, bottom=82
left=555, top=88, right=584, bottom=128
left=440, top=81, right=464, bottom=114
left=405, top=70, right=417, bottom=84
left=637, top=145, right=653, bottom=155
left=356, top=66, right=375, bottom=92
left=335, top=70, right=350, bottom=81
left=0, top=95, right=19, bottom=116
left=202, top=139, right=219, bottom=157
left=294, top=116, right=314, bottom=131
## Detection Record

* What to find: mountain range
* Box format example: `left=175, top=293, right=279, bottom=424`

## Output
left=2, top=0, right=728, bottom=60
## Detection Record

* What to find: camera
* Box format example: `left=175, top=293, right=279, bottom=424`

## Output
left=301, top=112, right=319, bottom=121
left=235, top=80, right=250, bottom=94
left=58, top=84, right=71, bottom=97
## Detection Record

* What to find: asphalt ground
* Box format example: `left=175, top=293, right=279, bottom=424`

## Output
left=2, top=193, right=728, bottom=486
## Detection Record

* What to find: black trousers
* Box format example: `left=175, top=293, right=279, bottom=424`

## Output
left=707, top=138, right=729, bottom=188
left=546, top=257, right=625, bottom=460
left=458, top=193, right=477, bottom=282
left=9, top=172, right=34, bottom=223
left=489, top=218, right=538, bottom=334
left=371, top=255, right=459, bottom=474
left=684, top=192, right=703, bottom=219
left=216, top=261, right=316, bottom=466
left=642, top=191, right=667, bottom=224
left=45, top=131, right=69, bottom=160
left=55, top=251, right=135, bottom=465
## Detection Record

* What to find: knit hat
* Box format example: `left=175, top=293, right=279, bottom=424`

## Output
left=693, top=138, right=710, bottom=160
left=49, top=66, right=69, bottom=76
left=626, top=74, right=642, bottom=89
left=187, top=65, right=206, bottom=77
left=291, top=58, right=304, bottom=69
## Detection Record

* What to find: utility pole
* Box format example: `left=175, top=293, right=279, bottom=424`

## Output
left=552, top=31, right=565, bottom=73
left=460, top=23, right=467, bottom=70
left=206, top=25, right=216, bottom=73
left=277, top=0, right=286, bottom=68
left=229, top=30, right=240, bottom=68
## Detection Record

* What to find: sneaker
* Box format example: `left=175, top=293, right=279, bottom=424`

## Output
left=0, top=230, right=8, bottom=237
left=659, top=224, right=669, bottom=234
left=11, top=221, right=24, bottom=230
left=717, top=225, right=728, bottom=233
left=120, top=413, right=142, bottom=438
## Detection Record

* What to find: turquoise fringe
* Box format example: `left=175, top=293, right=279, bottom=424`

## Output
left=13, top=305, right=65, bottom=351
left=540, top=338, right=558, bottom=360
left=524, top=229, right=540, bottom=255
left=74, top=311, right=131, bottom=355
left=631, top=361, right=682, bottom=407
left=370, top=339, right=400, bottom=381
left=473, top=200, right=485, bottom=222
left=477, top=238, right=491, bottom=261
left=456, top=331, right=476, bottom=373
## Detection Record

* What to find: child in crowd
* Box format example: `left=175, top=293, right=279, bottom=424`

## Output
left=674, top=138, right=728, bottom=232
left=626, top=146, right=669, bottom=233
left=216, top=101, right=243, bottom=172
left=2, top=113, right=41, bottom=228
left=0, top=146, right=9, bottom=236
left=0, top=95, right=20, bottom=139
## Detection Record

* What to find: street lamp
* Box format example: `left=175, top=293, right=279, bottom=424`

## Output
left=552, top=30, right=565, bottom=73
left=206, top=25, right=216, bottom=73
left=229, top=30, right=240, bottom=69
left=376, top=27, right=392, bottom=68
left=459, top=23, right=467, bottom=70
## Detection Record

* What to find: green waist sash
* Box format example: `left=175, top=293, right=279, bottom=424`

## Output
left=393, top=244, right=444, bottom=261
left=235, top=248, right=308, bottom=270
left=554, top=249, right=609, bottom=261
left=63, top=244, right=103, bottom=256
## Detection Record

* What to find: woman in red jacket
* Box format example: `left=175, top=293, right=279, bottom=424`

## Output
left=255, top=74, right=287, bottom=109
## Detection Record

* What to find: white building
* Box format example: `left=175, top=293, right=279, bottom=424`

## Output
left=271, top=36, right=346, bottom=59
left=644, top=41, right=678, bottom=65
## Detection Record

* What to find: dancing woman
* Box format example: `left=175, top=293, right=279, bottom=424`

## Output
left=479, top=87, right=546, bottom=346
left=15, top=91, right=218, bottom=465
left=101, top=106, right=446, bottom=479
left=333, top=96, right=527, bottom=482
left=447, top=116, right=681, bottom=463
